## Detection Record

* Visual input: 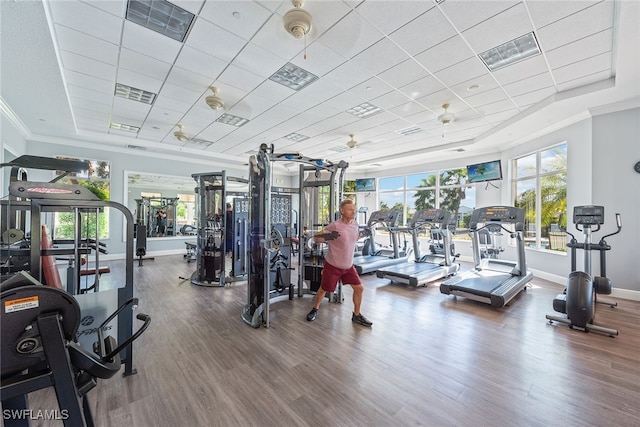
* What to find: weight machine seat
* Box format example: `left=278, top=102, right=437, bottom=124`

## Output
left=41, top=225, right=63, bottom=289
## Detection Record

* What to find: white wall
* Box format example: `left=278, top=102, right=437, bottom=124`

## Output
left=591, top=107, right=640, bottom=297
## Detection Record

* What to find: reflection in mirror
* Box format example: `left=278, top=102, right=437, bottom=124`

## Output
left=125, top=172, right=197, bottom=239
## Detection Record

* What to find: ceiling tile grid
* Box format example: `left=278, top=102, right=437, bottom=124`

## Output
left=2, top=0, right=633, bottom=172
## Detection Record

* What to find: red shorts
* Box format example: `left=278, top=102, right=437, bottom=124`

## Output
left=320, top=261, right=361, bottom=292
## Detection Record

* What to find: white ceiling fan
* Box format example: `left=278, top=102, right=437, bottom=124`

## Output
left=173, top=124, right=214, bottom=147
left=346, top=134, right=360, bottom=149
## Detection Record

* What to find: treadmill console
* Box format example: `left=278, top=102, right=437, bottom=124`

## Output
left=469, top=206, right=525, bottom=230
left=367, top=210, right=400, bottom=227
left=573, top=205, right=604, bottom=225
left=410, top=208, right=451, bottom=227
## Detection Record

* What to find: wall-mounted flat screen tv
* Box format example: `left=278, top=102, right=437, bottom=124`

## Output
left=466, top=160, right=503, bottom=183
left=355, top=178, right=376, bottom=191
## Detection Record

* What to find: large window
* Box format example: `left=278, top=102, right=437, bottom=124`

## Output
left=513, top=143, right=567, bottom=251
left=54, top=158, right=111, bottom=240
left=378, top=169, right=475, bottom=236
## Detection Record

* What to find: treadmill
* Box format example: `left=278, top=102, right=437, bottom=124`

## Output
left=376, top=209, right=459, bottom=287
left=353, top=210, right=408, bottom=274
left=440, top=206, right=533, bottom=307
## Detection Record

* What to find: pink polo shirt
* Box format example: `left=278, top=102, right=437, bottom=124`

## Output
left=323, top=219, right=359, bottom=269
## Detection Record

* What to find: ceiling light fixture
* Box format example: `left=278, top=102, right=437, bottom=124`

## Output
left=346, top=102, right=382, bottom=118
left=115, top=83, right=156, bottom=104
left=478, top=32, right=541, bottom=71
left=110, top=122, right=140, bottom=133
left=205, top=86, right=224, bottom=110
left=126, top=0, right=195, bottom=42
left=269, top=62, right=318, bottom=91
left=284, top=132, right=310, bottom=142
left=174, top=124, right=188, bottom=141
left=215, top=113, right=249, bottom=127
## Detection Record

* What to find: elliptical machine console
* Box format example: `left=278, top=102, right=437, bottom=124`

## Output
left=546, top=205, right=622, bottom=336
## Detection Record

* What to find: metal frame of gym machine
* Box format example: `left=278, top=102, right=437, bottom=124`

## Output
left=190, top=171, right=249, bottom=287
left=1, top=156, right=141, bottom=376
left=545, top=205, right=621, bottom=336
left=241, top=143, right=348, bottom=328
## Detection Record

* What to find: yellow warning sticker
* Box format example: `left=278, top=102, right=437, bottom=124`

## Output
left=4, top=296, right=39, bottom=313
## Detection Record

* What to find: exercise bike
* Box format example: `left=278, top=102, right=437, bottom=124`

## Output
left=546, top=205, right=621, bottom=337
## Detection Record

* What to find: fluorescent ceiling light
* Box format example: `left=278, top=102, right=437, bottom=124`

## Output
left=115, top=83, right=156, bottom=104
left=189, top=138, right=214, bottom=147
left=397, top=126, right=423, bottom=136
left=478, top=32, right=541, bottom=71
left=269, top=63, right=319, bottom=91
left=126, top=0, right=195, bottom=42
left=110, top=122, right=140, bottom=132
left=346, top=102, right=382, bottom=118
left=215, top=113, right=249, bottom=127
left=330, top=145, right=349, bottom=152
left=284, top=132, right=310, bottom=142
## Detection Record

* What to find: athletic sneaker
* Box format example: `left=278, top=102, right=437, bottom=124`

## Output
left=352, top=313, right=372, bottom=327
left=306, top=308, right=318, bottom=321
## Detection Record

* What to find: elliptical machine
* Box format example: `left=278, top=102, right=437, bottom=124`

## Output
left=546, top=205, right=621, bottom=337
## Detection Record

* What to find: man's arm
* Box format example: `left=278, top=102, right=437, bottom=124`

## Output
left=314, top=230, right=340, bottom=243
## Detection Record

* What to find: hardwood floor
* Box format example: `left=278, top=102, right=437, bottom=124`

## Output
left=16, top=255, right=640, bottom=426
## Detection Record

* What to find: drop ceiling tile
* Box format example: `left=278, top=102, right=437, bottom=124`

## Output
left=463, top=87, right=509, bottom=110
left=250, top=79, right=296, bottom=104
left=388, top=101, right=428, bottom=119
left=502, top=72, right=555, bottom=98
left=71, top=97, right=111, bottom=114
left=165, top=65, right=214, bottom=93
left=449, top=73, right=500, bottom=98
left=545, top=30, right=613, bottom=70
left=146, top=106, right=184, bottom=124
left=491, top=55, right=550, bottom=86
left=323, top=60, right=374, bottom=90
left=354, top=1, right=435, bottom=35
left=74, top=108, right=110, bottom=122
left=529, top=0, right=606, bottom=30
left=121, top=21, right=182, bottom=63
left=117, top=68, right=164, bottom=94
left=153, top=93, right=198, bottom=113
left=347, top=77, right=394, bottom=103
left=159, top=81, right=202, bottom=105
left=414, top=88, right=458, bottom=112
left=460, top=3, right=533, bottom=53
left=199, top=0, right=272, bottom=40
left=217, top=64, right=266, bottom=92
left=54, top=25, right=119, bottom=64
left=67, top=85, right=113, bottom=105
left=119, top=48, right=172, bottom=81
left=484, top=108, right=521, bottom=125
left=60, top=50, right=115, bottom=81
left=174, top=46, right=228, bottom=81
left=64, top=70, right=113, bottom=94
left=473, top=98, right=518, bottom=116
left=370, top=89, right=410, bottom=110
left=113, top=96, right=153, bottom=116
left=378, top=59, right=431, bottom=89
left=185, top=18, right=247, bottom=64
left=388, top=7, right=457, bottom=56
left=552, top=52, right=612, bottom=84
left=437, top=0, right=519, bottom=32
left=87, top=0, right=126, bottom=17
left=296, top=78, right=345, bottom=104
left=536, top=1, right=613, bottom=51
left=48, top=0, right=123, bottom=45
left=351, top=37, right=410, bottom=75
left=233, top=42, right=288, bottom=78
left=399, top=75, right=447, bottom=102
left=433, top=56, right=488, bottom=88
left=414, top=35, right=475, bottom=74
left=297, top=42, right=347, bottom=77
left=511, top=87, right=556, bottom=108
left=318, top=9, right=385, bottom=59
left=556, top=70, right=612, bottom=92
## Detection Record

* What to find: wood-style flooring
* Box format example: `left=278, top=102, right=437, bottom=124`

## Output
left=14, top=255, right=640, bottom=426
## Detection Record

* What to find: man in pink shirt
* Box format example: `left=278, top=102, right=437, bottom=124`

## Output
left=306, top=199, right=372, bottom=327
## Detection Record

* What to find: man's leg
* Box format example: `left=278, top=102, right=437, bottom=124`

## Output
left=351, top=284, right=364, bottom=315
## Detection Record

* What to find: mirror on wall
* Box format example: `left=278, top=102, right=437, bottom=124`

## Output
left=125, top=171, right=197, bottom=239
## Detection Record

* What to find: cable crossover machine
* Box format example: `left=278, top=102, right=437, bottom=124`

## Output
left=241, top=143, right=348, bottom=328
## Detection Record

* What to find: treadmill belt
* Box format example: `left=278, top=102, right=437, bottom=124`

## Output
left=449, top=270, right=512, bottom=297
